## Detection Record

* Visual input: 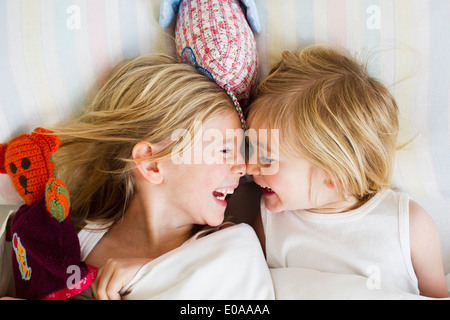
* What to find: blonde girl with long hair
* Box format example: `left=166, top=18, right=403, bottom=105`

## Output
left=53, top=54, right=250, bottom=299
left=247, top=46, right=448, bottom=298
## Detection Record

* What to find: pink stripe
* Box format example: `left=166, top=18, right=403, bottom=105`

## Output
left=328, top=0, right=347, bottom=47
left=188, top=0, right=201, bottom=64
left=87, top=0, right=111, bottom=88
left=42, top=264, right=97, bottom=300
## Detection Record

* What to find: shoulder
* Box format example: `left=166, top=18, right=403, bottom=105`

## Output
left=408, top=200, right=438, bottom=237
left=408, top=199, right=442, bottom=258
left=408, top=199, right=441, bottom=253
left=78, top=223, right=111, bottom=263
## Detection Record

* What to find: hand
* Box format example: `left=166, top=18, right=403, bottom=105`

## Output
left=91, top=258, right=150, bottom=300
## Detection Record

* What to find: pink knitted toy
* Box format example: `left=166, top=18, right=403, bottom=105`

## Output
left=161, top=0, right=260, bottom=130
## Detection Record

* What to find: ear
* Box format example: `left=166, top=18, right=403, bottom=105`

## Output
left=31, top=127, right=60, bottom=156
left=0, top=144, right=7, bottom=174
left=324, top=178, right=335, bottom=189
left=132, top=141, right=163, bottom=185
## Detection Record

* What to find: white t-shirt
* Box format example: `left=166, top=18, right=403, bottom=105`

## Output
left=75, top=222, right=234, bottom=299
left=78, top=221, right=235, bottom=261
left=261, top=188, right=420, bottom=295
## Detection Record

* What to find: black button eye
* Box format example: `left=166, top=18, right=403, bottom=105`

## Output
left=21, top=158, right=31, bottom=170
left=9, top=163, right=17, bottom=174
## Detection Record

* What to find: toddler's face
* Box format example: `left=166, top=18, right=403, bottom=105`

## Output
left=246, top=124, right=339, bottom=213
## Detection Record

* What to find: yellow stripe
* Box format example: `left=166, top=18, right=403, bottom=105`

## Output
left=149, top=0, right=169, bottom=54
left=410, top=0, right=442, bottom=200
left=394, top=0, right=425, bottom=197
left=266, top=0, right=284, bottom=68
left=21, top=0, right=59, bottom=126
left=283, top=0, right=298, bottom=51
left=313, top=0, right=328, bottom=44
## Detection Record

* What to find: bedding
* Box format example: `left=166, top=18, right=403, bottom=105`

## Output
left=0, top=210, right=449, bottom=299
left=119, top=223, right=274, bottom=300
left=271, top=268, right=450, bottom=300
left=0, top=0, right=449, bottom=299
left=0, top=214, right=276, bottom=300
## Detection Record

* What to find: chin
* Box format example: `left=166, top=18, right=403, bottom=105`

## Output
left=263, top=196, right=283, bottom=213
left=264, top=201, right=281, bottom=213
left=205, top=210, right=226, bottom=227
left=206, top=218, right=224, bottom=227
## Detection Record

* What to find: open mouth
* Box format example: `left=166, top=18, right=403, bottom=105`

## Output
left=213, top=188, right=235, bottom=201
left=260, top=185, right=275, bottom=195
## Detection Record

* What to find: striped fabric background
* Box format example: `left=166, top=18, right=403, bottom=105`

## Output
left=255, top=0, right=450, bottom=208
left=0, top=0, right=449, bottom=211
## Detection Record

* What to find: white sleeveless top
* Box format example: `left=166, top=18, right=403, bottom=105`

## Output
left=261, top=188, right=420, bottom=295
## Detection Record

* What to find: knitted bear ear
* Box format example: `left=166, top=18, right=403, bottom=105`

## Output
left=0, top=144, right=7, bottom=174
left=31, top=127, right=60, bottom=156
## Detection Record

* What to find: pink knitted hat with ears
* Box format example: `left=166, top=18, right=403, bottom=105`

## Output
left=175, top=0, right=259, bottom=130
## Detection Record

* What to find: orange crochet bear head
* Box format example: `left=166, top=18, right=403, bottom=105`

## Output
left=0, top=128, right=60, bottom=205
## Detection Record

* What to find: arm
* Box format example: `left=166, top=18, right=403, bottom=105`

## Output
left=409, top=200, right=448, bottom=298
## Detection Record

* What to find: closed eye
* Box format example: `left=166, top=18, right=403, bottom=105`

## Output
left=220, top=148, right=233, bottom=158
left=260, top=156, right=274, bottom=165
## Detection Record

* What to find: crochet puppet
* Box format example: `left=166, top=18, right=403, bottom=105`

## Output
left=0, top=127, right=97, bottom=300
left=159, top=0, right=261, bottom=130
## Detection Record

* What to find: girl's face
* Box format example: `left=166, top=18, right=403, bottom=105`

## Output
left=161, top=112, right=245, bottom=226
left=246, top=124, right=341, bottom=214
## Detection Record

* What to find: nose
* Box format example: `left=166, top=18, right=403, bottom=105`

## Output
left=19, top=175, right=33, bottom=195
left=246, top=162, right=261, bottom=176
left=246, top=143, right=261, bottom=176
left=231, top=163, right=245, bottom=177
left=19, top=175, right=28, bottom=188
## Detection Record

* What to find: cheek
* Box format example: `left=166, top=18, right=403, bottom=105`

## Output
left=179, top=164, right=219, bottom=196
left=204, top=163, right=230, bottom=182
left=266, top=171, right=292, bottom=194
left=274, top=172, right=310, bottom=204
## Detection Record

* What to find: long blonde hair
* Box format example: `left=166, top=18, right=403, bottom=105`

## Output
left=53, top=54, right=236, bottom=230
left=248, top=46, right=399, bottom=203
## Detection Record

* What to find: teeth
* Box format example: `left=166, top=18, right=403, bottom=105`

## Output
left=213, top=188, right=235, bottom=201
left=215, top=188, right=235, bottom=195
left=261, top=186, right=274, bottom=192
left=216, top=194, right=226, bottom=201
